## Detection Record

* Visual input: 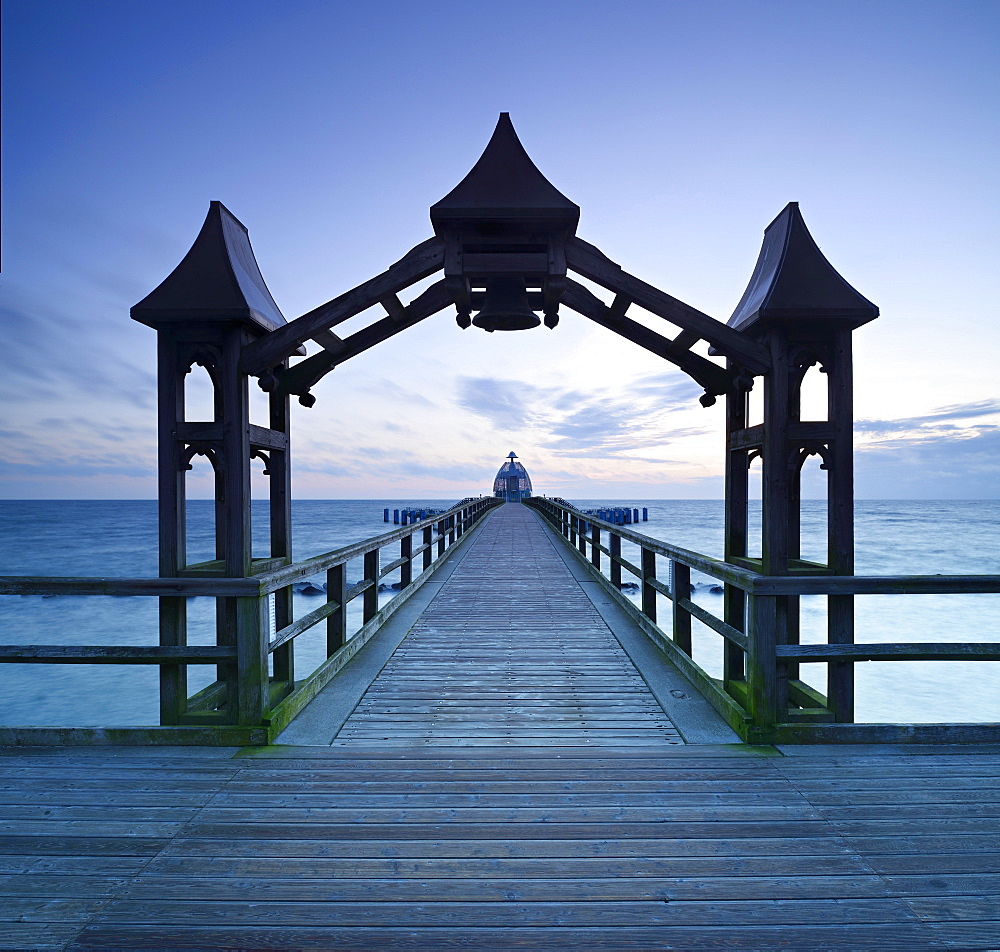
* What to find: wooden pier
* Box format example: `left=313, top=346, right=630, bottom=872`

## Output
left=2, top=504, right=999, bottom=950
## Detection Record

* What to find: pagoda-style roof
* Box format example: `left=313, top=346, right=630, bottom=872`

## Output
left=132, top=201, right=289, bottom=333
left=431, top=114, right=579, bottom=234
left=728, top=203, right=878, bottom=333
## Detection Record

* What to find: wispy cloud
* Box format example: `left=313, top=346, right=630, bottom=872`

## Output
left=457, top=377, right=541, bottom=429
left=857, top=399, right=1000, bottom=438
left=0, top=296, right=156, bottom=407
left=456, top=372, right=711, bottom=458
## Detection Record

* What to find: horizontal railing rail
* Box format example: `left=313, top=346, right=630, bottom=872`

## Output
left=0, top=496, right=502, bottom=743
left=526, top=496, right=1000, bottom=744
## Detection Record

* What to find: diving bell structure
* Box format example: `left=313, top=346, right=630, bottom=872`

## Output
left=493, top=452, right=532, bottom=501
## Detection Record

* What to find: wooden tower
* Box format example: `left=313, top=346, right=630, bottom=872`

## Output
left=723, top=203, right=879, bottom=723
left=131, top=202, right=302, bottom=726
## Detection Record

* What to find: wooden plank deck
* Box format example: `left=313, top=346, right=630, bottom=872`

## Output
left=334, top=502, right=682, bottom=748
left=0, top=504, right=998, bottom=949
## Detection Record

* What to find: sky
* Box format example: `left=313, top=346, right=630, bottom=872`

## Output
left=2, top=0, right=998, bottom=500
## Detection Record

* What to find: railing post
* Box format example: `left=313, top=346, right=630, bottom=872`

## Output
left=271, top=584, right=294, bottom=697
left=723, top=584, right=746, bottom=688
left=641, top=547, right=657, bottom=623
left=578, top=519, right=587, bottom=556
left=590, top=523, right=601, bottom=570
left=437, top=519, right=446, bottom=557
left=828, top=595, right=855, bottom=722
left=400, top=533, right=413, bottom=588
left=363, top=548, right=379, bottom=623
left=610, top=532, right=622, bottom=589
left=235, top=594, right=269, bottom=725
left=448, top=515, right=456, bottom=545
left=747, top=594, right=781, bottom=728
left=671, top=561, right=692, bottom=655
left=422, top=524, right=433, bottom=571
left=562, top=510, right=570, bottom=540
left=327, top=563, right=347, bottom=654
left=456, top=507, right=465, bottom=539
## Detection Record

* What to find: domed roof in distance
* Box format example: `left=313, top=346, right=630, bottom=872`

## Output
left=493, top=451, right=532, bottom=496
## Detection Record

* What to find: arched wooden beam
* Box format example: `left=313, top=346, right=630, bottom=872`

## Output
left=240, top=237, right=446, bottom=377
left=273, top=280, right=453, bottom=403
left=561, top=280, right=737, bottom=402
left=566, top=237, right=771, bottom=375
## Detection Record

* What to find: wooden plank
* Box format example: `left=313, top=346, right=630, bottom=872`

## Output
left=751, top=574, right=1000, bottom=595
left=0, top=726, right=267, bottom=746
left=145, top=851, right=874, bottom=878
left=112, top=873, right=893, bottom=902
left=0, top=576, right=261, bottom=596
left=64, top=922, right=943, bottom=951
left=0, top=645, right=235, bottom=664
left=85, top=897, right=923, bottom=927
left=776, top=642, right=1000, bottom=661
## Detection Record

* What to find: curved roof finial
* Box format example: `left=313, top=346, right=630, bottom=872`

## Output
left=430, top=114, right=579, bottom=232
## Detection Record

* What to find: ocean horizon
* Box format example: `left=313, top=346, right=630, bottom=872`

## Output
left=1, top=498, right=997, bottom=729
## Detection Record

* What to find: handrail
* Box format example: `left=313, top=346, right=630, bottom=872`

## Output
left=0, top=496, right=502, bottom=739
left=525, top=496, right=1000, bottom=744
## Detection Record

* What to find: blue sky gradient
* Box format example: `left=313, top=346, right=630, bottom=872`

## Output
left=3, top=0, right=998, bottom=498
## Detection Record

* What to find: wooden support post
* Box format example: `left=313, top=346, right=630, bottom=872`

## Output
left=422, top=525, right=433, bottom=571
left=268, top=371, right=294, bottom=693
left=827, top=328, right=856, bottom=721
left=723, top=362, right=748, bottom=688
left=235, top=595, right=268, bottom=725
left=271, top=586, right=294, bottom=696
left=610, top=533, right=622, bottom=589
left=437, top=520, right=446, bottom=558
left=578, top=519, right=587, bottom=556
left=326, top=563, right=347, bottom=654
left=590, top=524, right=600, bottom=570
left=363, top=548, right=379, bottom=623
left=672, top=561, right=692, bottom=656
left=747, top=594, right=780, bottom=727
left=641, top=547, right=657, bottom=623
left=400, top=533, right=412, bottom=589
left=156, top=336, right=188, bottom=725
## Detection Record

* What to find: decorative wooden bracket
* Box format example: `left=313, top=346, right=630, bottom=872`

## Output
left=561, top=279, right=738, bottom=404
left=271, top=280, right=454, bottom=405
left=565, top=237, right=772, bottom=376
left=180, top=443, right=221, bottom=473
left=239, top=237, right=446, bottom=379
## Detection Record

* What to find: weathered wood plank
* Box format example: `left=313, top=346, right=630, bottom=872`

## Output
left=776, top=642, right=1000, bottom=661
left=86, top=896, right=923, bottom=927
left=0, top=645, right=236, bottom=664
left=64, top=922, right=944, bottom=951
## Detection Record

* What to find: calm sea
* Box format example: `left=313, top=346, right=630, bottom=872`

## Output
left=1, top=499, right=997, bottom=728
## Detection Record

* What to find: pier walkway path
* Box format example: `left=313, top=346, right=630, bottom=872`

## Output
left=1, top=504, right=998, bottom=949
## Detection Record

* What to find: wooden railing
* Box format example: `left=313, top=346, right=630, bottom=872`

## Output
left=0, top=497, right=501, bottom=745
left=526, top=497, right=1000, bottom=744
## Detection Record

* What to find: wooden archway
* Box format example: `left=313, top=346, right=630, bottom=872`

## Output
left=132, top=114, right=877, bottom=725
